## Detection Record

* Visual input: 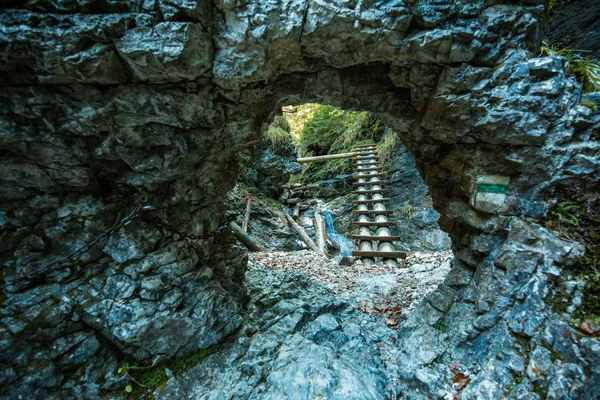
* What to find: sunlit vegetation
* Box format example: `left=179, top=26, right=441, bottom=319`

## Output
left=296, top=104, right=384, bottom=182
left=541, top=41, right=600, bottom=93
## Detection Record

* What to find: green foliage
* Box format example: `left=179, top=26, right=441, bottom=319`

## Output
left=298, top=105, right=384, bottom=183
left=434, top=321, right=448, bottom=332
left=264, top=115, right=292, bottom=147
left=541, top=41, right=600, bottom=93
left=550, top=201, right=580, bottom=226
left=124, top=345, right=220, bottom=396
left=545, top=195, right=600, bottom=322
left=581, top=101, right=598, bottom=111
left=376, top=129, right=399, bottom=169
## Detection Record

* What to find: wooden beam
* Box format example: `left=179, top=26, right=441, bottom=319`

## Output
left=352, top=250, right=407, bottom=259
left=350, top=235, right=402, bottom=242
left=354, top=154, right=380, bottom=160
left=352, top=221, right=396, bottom=227
left=351, top=209, right=393, bottom=215
left=352, top=198, right=390, bottom=204
left=297, top=152, right=356, bottom=163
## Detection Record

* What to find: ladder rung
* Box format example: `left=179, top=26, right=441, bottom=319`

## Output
left=353, top=144, right=375, bottom=148
left=354, top=156, right=380, bottom=161
left=352, top=221, right=396, bottom=227
left=351, top=210, right=393, bottom=215
left=354, top=162, right=380, bottom=166
left=352, top=250, right=407, bottom=259
left=350, top=235, right=401, bottom=241
left=353, top=173, right=385, bottom=179
left=352, top=189, right=389, bottom=194
left=352, top=198, right=390, bottom=204
left=352, top=180, right=386, bottom=186
left=355, top=166, right=381, bottom=171
left=353, top=150, right=378, bottom=154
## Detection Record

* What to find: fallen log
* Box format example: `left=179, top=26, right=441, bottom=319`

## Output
left=314, top=210, right=328, bottom=256
left=281, top=212, right=321, bottom=254
left=230, top=222, right=265, bottom=252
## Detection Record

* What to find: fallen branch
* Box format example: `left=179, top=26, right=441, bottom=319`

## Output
left=280, top=212, right=321, bottom=254
left=230, top=222, right=265, bottom=252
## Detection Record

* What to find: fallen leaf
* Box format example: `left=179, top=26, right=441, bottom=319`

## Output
left=453, top=372, right=471, bottom=391
left=380, top=356, right=388, bottom=361
left=579, top=322, right=599, bottom=335
left=377, top=343, right=385, bottom=348
left=386, top=318, right=398, bottom=326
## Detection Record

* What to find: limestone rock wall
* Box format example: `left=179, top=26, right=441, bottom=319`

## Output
left=1, top=0, right=599, bottom=397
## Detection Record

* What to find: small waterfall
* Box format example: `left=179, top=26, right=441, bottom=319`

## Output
left=322, top=209, right=354, bottom=257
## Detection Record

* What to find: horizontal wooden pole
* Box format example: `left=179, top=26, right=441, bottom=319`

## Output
left=352, top=198, right=390, bottom=204
left=352, top=221, right=396, bottom=227
left=352, top=250, right=407, bottom=259
left=351, top=209, right=393, bottom=215
left=297, top=152, right=356, bottom=163
left=350, top=235, right=401, bottom=241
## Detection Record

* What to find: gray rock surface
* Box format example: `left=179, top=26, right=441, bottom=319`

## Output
left=1, top=0, right=599, bottom=398
left=157, top=259, right=401, bottom=400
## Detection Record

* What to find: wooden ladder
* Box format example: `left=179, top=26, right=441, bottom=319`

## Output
left=350, top=143, right=406, bottom=265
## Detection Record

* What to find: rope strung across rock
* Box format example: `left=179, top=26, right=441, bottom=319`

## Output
left=0, top=204, right=226, bottom=291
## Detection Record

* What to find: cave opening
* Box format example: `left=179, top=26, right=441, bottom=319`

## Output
left=226, top=98, right=453, bottom=326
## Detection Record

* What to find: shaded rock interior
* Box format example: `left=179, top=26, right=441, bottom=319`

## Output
left=1, top=0, right=599, bottom=398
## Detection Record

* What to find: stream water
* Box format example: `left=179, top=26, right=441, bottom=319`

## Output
left=322, top=210, right=354, bottom=257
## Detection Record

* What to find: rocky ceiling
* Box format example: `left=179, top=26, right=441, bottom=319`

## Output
left=1, top=0, right=599, bottom=397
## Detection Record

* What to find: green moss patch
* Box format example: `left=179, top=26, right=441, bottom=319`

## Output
left=120, top=344, right=220, bottom=397
left=545, top=195, right=600, bottom=323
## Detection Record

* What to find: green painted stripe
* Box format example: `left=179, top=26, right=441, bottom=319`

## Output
left=478, top=183, right=508, bottom=194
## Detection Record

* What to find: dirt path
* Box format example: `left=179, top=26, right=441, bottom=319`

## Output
left=251, top=250, right=452, bottom=328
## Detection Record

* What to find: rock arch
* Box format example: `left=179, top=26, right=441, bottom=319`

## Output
left=1, top=0, right=598, bottom=397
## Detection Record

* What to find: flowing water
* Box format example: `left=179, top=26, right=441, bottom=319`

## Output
left=322, top=209, right=354, bottom=257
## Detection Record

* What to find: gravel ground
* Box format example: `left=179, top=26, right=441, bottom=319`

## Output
left=251, top=250, right=453, bottom=328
